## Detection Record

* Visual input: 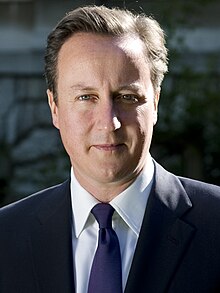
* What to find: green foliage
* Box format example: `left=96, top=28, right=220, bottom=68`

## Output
left=152, top=68, right=220, bottom=184
left=150, top=0, right=220, bottom=184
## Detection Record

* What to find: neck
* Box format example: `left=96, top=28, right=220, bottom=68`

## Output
left=72, top=169, right=142, bottom=203
left=84, top=178, right=137, bottom=203
left=71, top=155, right=152, bottom=202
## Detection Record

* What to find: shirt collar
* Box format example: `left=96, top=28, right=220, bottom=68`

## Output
left=70, top=157, right=154, bottom=238
left=70, top=172, right=99, bottom=238
left=111, top=158, right=154, bottom=236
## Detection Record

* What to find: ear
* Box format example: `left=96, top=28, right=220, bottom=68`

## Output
left=47, top=89, right=60, bottom=129
left=153, top=92, right=160, bottom=126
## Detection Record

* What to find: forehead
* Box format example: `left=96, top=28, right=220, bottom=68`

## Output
left=58, top=32, right=146, bottom=64
left=115, top=34, right=146, bottom=59
left=57, top=32, right=150, bottom=90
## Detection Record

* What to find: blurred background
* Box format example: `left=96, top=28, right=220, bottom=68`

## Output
left=0, top=0, right=220, bottom=207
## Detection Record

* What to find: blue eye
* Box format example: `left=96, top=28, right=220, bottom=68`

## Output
left=77, top=94, right=99, bottom=102
left=78, top=95, right=92, bottom=101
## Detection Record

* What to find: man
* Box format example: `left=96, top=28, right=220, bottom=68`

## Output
left=0, top=5, right=220, bottom=293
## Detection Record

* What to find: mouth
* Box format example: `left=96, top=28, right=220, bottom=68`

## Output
left=92, top=143, right=125, bottom=152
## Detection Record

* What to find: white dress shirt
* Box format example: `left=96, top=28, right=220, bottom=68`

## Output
left=71, top=158, right=154, bottom=293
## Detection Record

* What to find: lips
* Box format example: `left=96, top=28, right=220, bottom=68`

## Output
left=93, top=143, right=125, bottom=151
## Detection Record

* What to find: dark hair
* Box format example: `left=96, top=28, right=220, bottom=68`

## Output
left=45, top=5, right=168, bottom=102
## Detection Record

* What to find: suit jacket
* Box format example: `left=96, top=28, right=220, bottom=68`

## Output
left=1, top=162, right=220, bottom=293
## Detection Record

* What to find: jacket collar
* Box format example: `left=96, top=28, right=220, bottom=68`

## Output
left=125, top=161, right=195, bottom=293
left=30, top=180, right=75, bottom=293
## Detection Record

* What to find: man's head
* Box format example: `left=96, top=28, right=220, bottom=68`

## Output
left=45, top=5, right=168, bottom=103
left=46, top=6, right=168, bottom=201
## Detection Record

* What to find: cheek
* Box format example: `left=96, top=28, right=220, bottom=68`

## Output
left=58, top=107, right=93, bottom=143
left=137, top=105, right=153, bottom=127
left=132, top=106, right=155, bottom=146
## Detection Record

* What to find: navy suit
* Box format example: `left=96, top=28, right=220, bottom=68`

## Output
left=1, top=162, right=220, bottom=292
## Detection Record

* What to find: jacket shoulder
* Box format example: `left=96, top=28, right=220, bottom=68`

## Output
left=153, top=161, right=220, bottom=217
left=179, top=176, right=220, bottom=200
left=0, top=180, right=70, bottom=223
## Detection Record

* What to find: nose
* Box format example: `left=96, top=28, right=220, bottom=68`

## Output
left=96, top=100, right=121, bottom=132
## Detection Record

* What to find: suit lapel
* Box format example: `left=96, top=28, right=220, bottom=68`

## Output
left=29, top=180, right=75, bottom=293
left=125, top=162, right=196, bottom=293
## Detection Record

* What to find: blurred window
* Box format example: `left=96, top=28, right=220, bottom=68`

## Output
left=0, top=0, right=34, bottom=29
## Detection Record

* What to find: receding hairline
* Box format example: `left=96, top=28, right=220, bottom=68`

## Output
left=56, top=32, right=151, bottom=86
left=57, top=31, right=146, bottom=57
left=45, top=5, right=168, bottom=101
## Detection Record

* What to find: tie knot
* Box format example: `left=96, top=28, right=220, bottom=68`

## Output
left=91, top=203, right=114, bottom=229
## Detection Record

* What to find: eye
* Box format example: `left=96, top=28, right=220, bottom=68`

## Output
left=116, top=94, right=139, bottom=104
left=78, top=94, right=97, bottom=101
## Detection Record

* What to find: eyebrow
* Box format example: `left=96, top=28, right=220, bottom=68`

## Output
left=70, top=83, right=96, bottom=91
left=117, top=83, right=143, bottom=93
left=71, top=82, right=143, bottom=93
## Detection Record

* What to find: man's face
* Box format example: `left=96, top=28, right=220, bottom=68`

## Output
left=48, top=33, right=159, bottom=196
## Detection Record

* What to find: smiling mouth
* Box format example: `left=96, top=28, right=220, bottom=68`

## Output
left=93, top=144, right=125, bottom=151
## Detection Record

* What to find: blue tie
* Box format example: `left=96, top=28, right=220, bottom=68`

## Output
left=88, top=203, right=123, bottom=293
